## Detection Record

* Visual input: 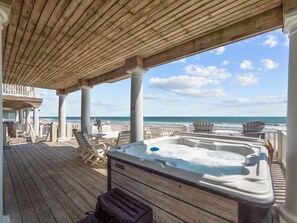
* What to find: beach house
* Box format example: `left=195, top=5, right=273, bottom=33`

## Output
left=0, top=0, right=296, bottom=222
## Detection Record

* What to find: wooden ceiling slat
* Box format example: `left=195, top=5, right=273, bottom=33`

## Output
left=53, top=0, right=274, bottom=85
left=51, top=0, right=272, bottom=88
left=16, top=0, right=87, bottom=85
left=12, top=0, right=61, bottom=85
left=84, top=0, right=280, bottom=75
left=18, top=0, right=116, bottom=86
left=14, top=0, right=80, bottom=84
left=27, top=0, right=140, bottom=87
left=31, top=0, right=211, bottom=87
left=144, top=7, right=283, bottom=69
left=42, top=0, right=202, bottom=86
left=39, top=0, right=280, bottom=89
left=6, top=0, right=34, bottom=83
left=11, top=0, right=71, bottom=85
left=36, top=0, right=158, bottom=86
left=2, top=25, right=8, bottom=58
left=3, top=0, right=283, bottom=89
left=8, top=0, right=47, bottom=84
left=128, top=0, right=282, bottom=63
left=60, top=0, right=244, bottom=80
left=3, top=0, right=23, bottom=83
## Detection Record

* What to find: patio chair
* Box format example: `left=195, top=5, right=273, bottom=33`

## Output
left=106, top=131, right=131, bottom=148
left=73, top=130, right=106, bottom=165
left=193, top=121, right=214, bottom=133
left=242, top=121, right=265, bottom=139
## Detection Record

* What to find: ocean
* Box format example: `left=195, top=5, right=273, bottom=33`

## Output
left=40, top=116, right=287, bottom=131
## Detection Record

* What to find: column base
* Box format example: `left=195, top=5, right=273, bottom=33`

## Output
left=57, top=137, right=68, bottom=142
left=279, top=204, right=297, bottom=223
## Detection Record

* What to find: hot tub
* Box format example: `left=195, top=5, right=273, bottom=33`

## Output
left=107, top=136, right=274, bottom=223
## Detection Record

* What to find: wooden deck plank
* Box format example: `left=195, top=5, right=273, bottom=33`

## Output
left=14, top=144, right=74, bottom=223
left=22, top=144, right=95, bottom=212
left=32, top=142, right=102, bottom=203
left=4, top=150, right=40, bottom=223
left=30, top=142, right=106, bottom=196
left=9, top=148, right=57, bottom=223
left=3, top=149, right=22, bottom=223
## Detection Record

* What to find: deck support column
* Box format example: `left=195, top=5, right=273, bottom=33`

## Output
left=57, top=92, right=68, bottom=142
left=80, top=85, right=92, bottom=133
left=126, top=56, right=147, bottom=142
left=280, top=12, right=297, bottom=223
left=33, top=107, right=39, bottom=136
left=0, top=3, right=10, bottom=223
left=25, top=108, right=31, bottom=132
left=19, top=109, right=24, bottom=124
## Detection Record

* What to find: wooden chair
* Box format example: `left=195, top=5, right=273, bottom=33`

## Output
left=106, top=131, right=131, bottom=148
left=73, top=129, right=106, bottom=165
left=242, top=121, right=265, bottom=139
left=193, top=121, right=214, bottom=133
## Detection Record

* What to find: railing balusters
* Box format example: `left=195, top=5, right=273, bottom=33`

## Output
left=2, top=84, right=38, bottom=98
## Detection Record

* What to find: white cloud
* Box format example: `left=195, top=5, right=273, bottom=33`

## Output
left=184, top=64, right=230, bottom=79
left=221, top=60, right=230, bottom=66
left=261, top=35, right=278, bottom=48
left=212, top=46, right=226, bottom=55
left=261, top=59, right=279, bottom=69
left=148, top=74, right=227, bottom=97
left=149, top=76, right=217, bottom=90
left=231, top=74, right=259, bottom=86
left=222, top=96, right=287, bottom=106
left=240, top=60, right=253, bottom=69
left=171, top=58, right=187, bottom=64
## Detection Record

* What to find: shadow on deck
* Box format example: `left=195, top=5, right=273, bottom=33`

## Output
left=4, top=141, right=107, bottom=223
left=3, top=141, right=286, bottom=223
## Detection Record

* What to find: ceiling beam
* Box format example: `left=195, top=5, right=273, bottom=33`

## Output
left=88, top=67, right=129, bottom=86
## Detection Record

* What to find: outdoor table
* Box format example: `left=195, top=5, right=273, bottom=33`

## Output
left=89, top=131, right=120, bottom=145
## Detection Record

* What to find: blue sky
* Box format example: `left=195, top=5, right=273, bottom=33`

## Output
left=38, top=29, right=289, bottom=117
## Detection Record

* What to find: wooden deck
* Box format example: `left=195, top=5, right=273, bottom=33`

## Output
left=3, top=141, right=286, bottom=223
left=4, top=141, right=107, bottom=223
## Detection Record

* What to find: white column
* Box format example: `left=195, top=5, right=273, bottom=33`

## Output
left=15, top=110, right=19, bottom=123
left=33, top=107, right=39, bottom=136
left=57, top=93, right=67, bottom=142
left=0, top=4, right=9, bottom=222
left=80, top=86, right=91, bottom=132
left=25, top=108, right=31, bottom=132
left=19, top=109, right=24, bottom=124
left=129, top=68, right=146, bottom=142
left=279, top=14, right=297, bottom=223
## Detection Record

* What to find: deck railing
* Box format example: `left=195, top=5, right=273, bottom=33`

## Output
left=46, top=121, right=287, bottom=168
left=2, top=83, right=38, bottom=98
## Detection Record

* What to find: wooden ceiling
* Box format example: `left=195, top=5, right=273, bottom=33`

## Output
left=2, top=0, right=283, bottom=92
